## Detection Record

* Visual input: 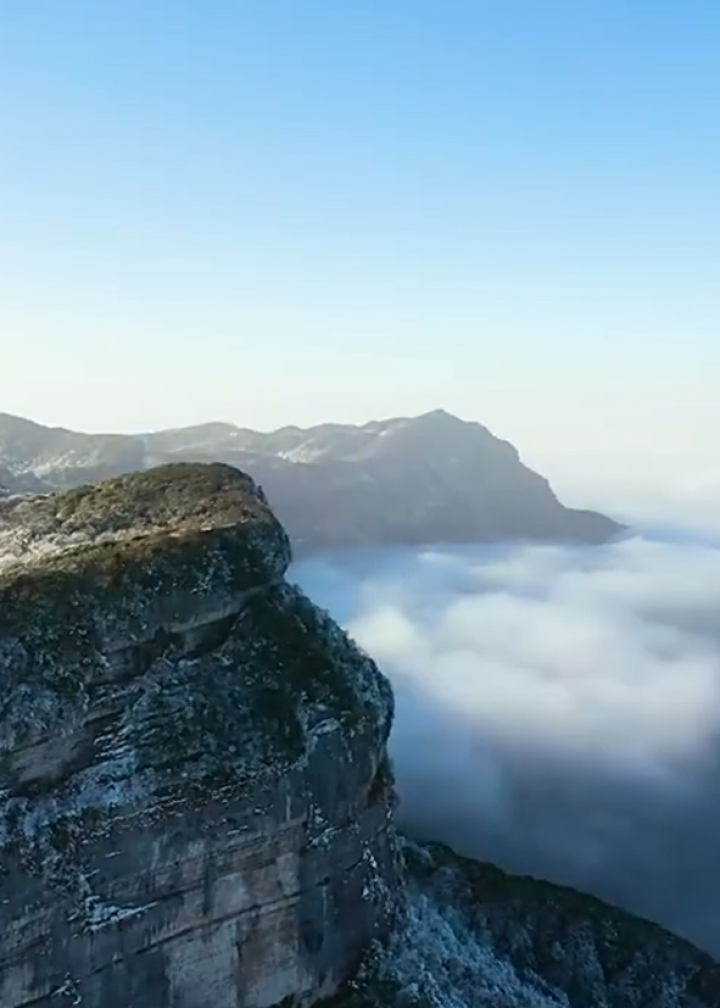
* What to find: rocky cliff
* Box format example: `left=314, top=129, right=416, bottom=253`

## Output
left=0, top=410, right=623, bottom=553
left=1, top=463, right=716, bottom=1008
left=0, top=464, right=398, bottom=1008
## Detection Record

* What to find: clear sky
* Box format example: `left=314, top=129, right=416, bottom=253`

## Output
left=1, top=2, right=719, bottom=479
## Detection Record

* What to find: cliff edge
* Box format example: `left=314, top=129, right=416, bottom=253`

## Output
left=0, top=464, right=398, bottom=1008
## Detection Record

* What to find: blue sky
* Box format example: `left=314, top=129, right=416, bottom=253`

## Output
left=1, top=2, right=718, bottom=482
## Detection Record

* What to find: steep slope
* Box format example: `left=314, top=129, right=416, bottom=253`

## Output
left=0, top=410, right=623, bottom=552
left=0, top=464, right=398, bottom=1008
left=332, top=840, right=720, bottom=1008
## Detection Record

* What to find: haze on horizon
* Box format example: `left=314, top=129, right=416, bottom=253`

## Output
left=1, top=2, right=718, bottom=490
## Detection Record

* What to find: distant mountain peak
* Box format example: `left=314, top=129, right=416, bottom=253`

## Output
left=414, top=407, right=462, bottom=421
left=371, top=408, right=465, bottom=429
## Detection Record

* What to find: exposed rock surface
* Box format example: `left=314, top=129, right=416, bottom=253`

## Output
left=0, top=464, right=398, bottom=1008
left=331, top=840, right=720, bottom=1008
left=0, top=410, right=624, bottom=554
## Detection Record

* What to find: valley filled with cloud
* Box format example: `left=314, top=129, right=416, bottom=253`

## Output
left=293, top=527, right=720, bottom=956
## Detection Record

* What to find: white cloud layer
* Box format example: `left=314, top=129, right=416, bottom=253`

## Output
left=293, top=534, right=720, bottom=957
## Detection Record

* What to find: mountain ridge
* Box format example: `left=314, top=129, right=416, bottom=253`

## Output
left=0, top=410, right=624, bottom=553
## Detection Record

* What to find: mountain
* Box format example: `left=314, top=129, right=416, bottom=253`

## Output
left=0, top=412, right=146, bottom=492
left=0, top=464, right=716, bottom=1007
left=0, top=410, right=623, bottom=553
left=333, top=839, right=720, bottom=1008
left=0, top=464, right=397, bottom=1007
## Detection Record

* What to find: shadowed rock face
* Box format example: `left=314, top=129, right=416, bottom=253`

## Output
left=0, top=464, right=398, bottom=1008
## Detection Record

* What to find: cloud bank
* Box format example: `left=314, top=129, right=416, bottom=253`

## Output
left=293, top=535, right=720, bottom=956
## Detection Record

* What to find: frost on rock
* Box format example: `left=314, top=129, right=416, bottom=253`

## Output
left=50, top=974, right=82, bottom=1005
left=69, top=871, right=157, bottom=934
left=365, top=891, right=570, bottom=1008
left=332, top=840, right=720, bottom=1008
left=0, top=461, right=290, bottom=575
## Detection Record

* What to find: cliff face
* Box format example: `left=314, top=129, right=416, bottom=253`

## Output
left=0, top=464, right=398, bottom=1008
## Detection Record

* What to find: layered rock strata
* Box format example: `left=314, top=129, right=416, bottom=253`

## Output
left=0, top=464, right=398, bottom=1008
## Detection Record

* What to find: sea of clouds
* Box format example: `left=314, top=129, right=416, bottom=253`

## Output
left=292, top=528, right=720, bottom=957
